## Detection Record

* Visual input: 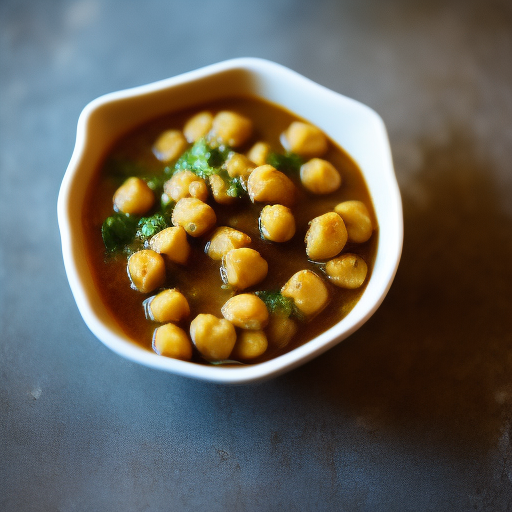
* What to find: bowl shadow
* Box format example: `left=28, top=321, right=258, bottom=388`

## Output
left=282, top=125, right=512, bottom=451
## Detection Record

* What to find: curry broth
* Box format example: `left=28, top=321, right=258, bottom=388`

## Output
left=83, top=96, right=378, bottom=364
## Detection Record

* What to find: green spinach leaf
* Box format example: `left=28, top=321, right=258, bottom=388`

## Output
left=267, top=152, right=304, bottom=173
left=255, top=290, right=299, bottom=318
left=226, top=176, right=246, bottom=198
left=101, top=214, right=138, bottom=252
left=174, top=138, right=230, bottom=179
left=136, top=213, right=169, bottom=242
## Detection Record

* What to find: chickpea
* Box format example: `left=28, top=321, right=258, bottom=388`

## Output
left=164, top=170, right=208, bottom=202
left=281, top=270, right=329, bottom=317
left=305, top=212, right=347, bottom=260
left=209, top=174, right=237, bottom=205
left=152, top=130, right=188, bottom=163
left=210, top=111, right=253, bottom=147
left=113, top=177, right=154, bottom=215
left=171, top=197, right=216, bottom=237
left=190, top=314, right=237, bottom=361
left=247, top=165, right=297, bottom=207
left=153, top=323, right=193, bottom=361
left=146, top=289, right=190, bottom=323
left=127, top=250, right=166, bottom=293
left=334, top=201, right=373, bottom=243
left=247, top=141, right=271, bottom=166
left=325, top=254, right=368, bottom=289
left=183, top=111, right=213, bottom=143
left=149, top=226, right=190, bottom=265
left=231, top=330, right=268, bottom=360
left=226, top=152, right=255, bottom=180
left=266, top=313, right=297, bottom=349
left=206, top=227, right=251, bottom=261
left=222, top=248, right=268, bottom=290
left=281, top=121, right=328, bottom=158
left=188, top=180, right=209, bottom=202
left=221, top=293, right=269, bottom=330
left=300, top=158, right=342, bottom=194
left=259, top=204, right=296, bottom=242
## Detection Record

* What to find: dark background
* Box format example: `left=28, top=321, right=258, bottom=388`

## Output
left=2, top=0, right=512, bottom=510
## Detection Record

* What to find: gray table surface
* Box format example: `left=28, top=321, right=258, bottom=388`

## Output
left=2, top=0, right=512, bottom=510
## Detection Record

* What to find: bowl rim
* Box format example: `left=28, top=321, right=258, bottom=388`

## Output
left=57, top=57, right=403, bottom=384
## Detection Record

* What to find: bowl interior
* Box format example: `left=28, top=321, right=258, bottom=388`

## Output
left=58, top=58, right=402, bottom=384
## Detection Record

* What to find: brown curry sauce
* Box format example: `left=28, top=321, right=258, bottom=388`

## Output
left=82, top=96, right=378, bottom=365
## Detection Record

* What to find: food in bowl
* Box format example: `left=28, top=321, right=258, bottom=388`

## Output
left=82, top=95, right=378, bottom=366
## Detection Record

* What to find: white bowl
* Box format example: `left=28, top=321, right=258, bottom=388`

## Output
left=57, top=58, right=403, bottom=384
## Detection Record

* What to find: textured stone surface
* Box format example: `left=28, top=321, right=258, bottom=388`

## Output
left=2, top=0, right=512, bottom=510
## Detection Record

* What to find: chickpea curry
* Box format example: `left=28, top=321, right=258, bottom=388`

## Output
left=83, top=97, right=378, bottom=365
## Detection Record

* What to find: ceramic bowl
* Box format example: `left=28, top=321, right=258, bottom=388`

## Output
left=57, top=57, right=403, bottom=384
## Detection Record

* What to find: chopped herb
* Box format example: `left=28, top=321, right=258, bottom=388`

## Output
left=173, top=138, right=244, bottom=198
left=208, top=146, right=231, bottom=167
left=101, top=213, right=138, bottom=252
left=144, top=175, right=167, bottom=193
left=174, top=138, right=231, bottom=179
left=226, top=176, right=246, bottom=198
left=267, top=152, right=304, bottom=173
left=255, top=290, right=295, bottom=317
left=136, top=213, right=169, bottom=242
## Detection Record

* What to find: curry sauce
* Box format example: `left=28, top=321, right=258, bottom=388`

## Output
left=82, top=96, right=378, bottom=365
